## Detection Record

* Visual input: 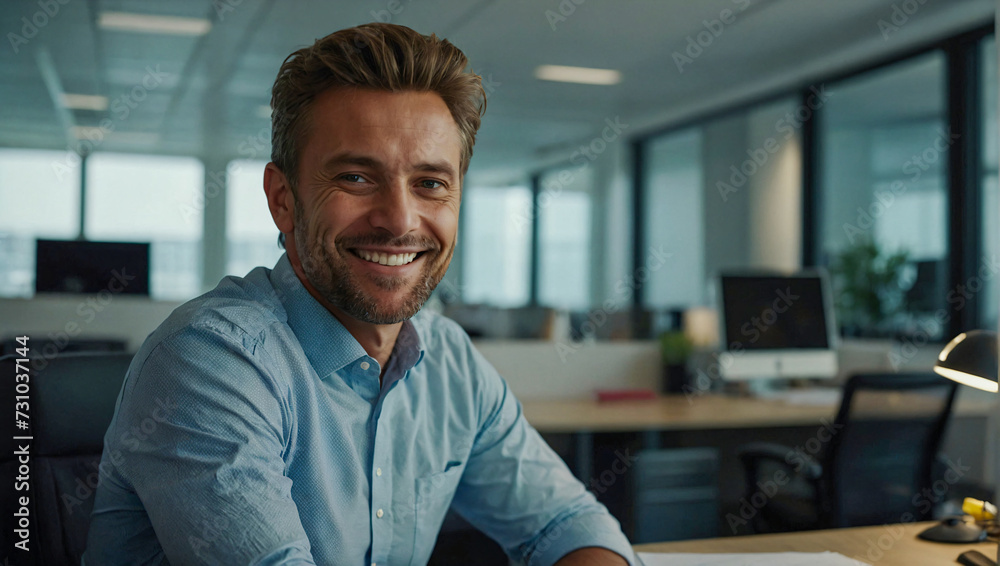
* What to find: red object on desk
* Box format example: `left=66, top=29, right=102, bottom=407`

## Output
left=594, top=388, right=657, bottom=402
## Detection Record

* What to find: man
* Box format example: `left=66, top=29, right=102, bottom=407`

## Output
left=84, top=23, right=634, bottom=565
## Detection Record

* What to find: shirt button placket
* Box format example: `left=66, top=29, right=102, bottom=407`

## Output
left=371, top=408, right=392, bottom=565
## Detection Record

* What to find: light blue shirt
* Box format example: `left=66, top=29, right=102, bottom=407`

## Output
left=83, top=255, right=634, bottom=565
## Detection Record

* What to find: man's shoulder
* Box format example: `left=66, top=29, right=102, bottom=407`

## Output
left=410, top=309, right=502, bottom=385
left=144, top=267, right=288, bottom=357
left=410, top=308, right=472, bottom=351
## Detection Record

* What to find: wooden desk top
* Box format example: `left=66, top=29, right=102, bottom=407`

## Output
left=521, top=393, right=994, bottom=433
left=633, top=522, right=996, bottom=565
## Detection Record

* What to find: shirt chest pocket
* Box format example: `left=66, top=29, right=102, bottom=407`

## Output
left=410, top=462, right=464, bottom=566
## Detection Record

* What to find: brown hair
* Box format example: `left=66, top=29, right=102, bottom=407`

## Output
left=270, top=23, right=486, bottom=190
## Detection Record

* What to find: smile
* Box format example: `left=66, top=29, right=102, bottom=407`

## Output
left=352, top=249, right=420, bottom=266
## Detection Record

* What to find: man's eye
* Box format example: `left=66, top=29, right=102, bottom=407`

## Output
left=419, top=180, right=444, bottom=190
left=340, top=174, right=367, bottom=183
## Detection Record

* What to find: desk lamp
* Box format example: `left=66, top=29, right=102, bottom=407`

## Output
left=935, top=331, right=998, bottom=393
left=933, top=330, right=998, bottom=559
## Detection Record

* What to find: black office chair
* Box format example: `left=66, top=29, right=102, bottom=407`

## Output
left=0, top=352, right=134, bottom=564
left=737, top=372, right=958, bottom=533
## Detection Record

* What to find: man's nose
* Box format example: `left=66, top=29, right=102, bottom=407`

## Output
left=369, top=182, right=420, bottom=237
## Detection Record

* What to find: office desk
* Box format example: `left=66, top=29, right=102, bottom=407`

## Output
left=521, top=393, right=992, bottom=477
left=522, top=394, right=838, bottom=433
left=522, top=394, right=994, bottom=540
left=633, top=521, right=996, bottom=565
left=521, top=393, right=994, bottom=433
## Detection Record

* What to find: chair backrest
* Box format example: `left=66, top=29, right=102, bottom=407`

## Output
left=822, top=372, right=958, bottom=528
left=0, top=352, right=133, bottom=565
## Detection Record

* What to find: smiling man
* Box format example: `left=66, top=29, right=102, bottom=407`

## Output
left=83, top=24, right=633, bottom=565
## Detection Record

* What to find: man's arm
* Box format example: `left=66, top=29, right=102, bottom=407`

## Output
left=448, top=342, right=636, bottom=566
left=92, top=326, right=316, bottom=564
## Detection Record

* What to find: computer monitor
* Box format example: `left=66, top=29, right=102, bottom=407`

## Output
left=718, top=271, right=838, bottom=381
left=35, top=239, right=150, bottom=295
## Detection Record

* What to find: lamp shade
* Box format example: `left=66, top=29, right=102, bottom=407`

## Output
left=934, top=330, right=998, bottom=393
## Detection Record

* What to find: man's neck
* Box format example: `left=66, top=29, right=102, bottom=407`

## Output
left=325, top=304, right=400, bottom=377
left=291, top=263, right=400, bottom=377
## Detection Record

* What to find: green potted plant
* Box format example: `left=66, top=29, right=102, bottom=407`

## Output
left=829, top=238, right=909, bottom=337
left=659, top=330, right=694, bottom=393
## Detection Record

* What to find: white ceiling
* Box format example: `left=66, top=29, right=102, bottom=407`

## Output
left=0, top=0, right=994, bottom=185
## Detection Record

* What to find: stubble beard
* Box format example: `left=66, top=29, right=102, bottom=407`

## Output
left=292, top=203, right=450, bottom=325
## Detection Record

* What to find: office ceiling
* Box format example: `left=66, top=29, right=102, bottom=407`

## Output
left=0, top=0, right=994, bottom=184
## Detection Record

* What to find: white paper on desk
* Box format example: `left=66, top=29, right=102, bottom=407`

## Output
left=637, top=551, right=869, bottom=566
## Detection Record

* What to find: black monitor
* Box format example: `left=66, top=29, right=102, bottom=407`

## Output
left=35, top=239, right=150, bottom=296
left=718, top=271, right=838, bottom=380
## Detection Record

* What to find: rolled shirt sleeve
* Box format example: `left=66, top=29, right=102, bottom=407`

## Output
left=451, top=344, right=636, bottom=566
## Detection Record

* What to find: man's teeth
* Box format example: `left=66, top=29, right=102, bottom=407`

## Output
left=356, top=250, right=418, bottom=266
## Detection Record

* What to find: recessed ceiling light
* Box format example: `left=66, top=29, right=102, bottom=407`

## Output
left=62, top=93, right=109, bottom=111
left=98, top=12, right=211, bottom=36
left=534, top=65, right=622, bottom=85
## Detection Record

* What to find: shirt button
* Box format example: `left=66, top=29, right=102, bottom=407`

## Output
left=376, top=467, right=382, bottom=477
left=376, top=508, right=384, bottom=518
left=360, top=361, right=370, bottom=371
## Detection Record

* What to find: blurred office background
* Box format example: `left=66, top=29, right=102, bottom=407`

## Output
left=1, top=0, right=997, bottom=343
left=1, top=0, right=999, bottom=551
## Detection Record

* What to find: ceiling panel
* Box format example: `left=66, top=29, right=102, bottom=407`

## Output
left=0, top=0, right=993, bottom=182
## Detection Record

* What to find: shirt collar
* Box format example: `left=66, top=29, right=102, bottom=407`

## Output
left=269, top=254, right=367, bottom=380
left=268, top=254, right=427, bottom=380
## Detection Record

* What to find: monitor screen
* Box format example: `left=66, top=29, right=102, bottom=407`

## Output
left=35, top=239, right=150, bottom=295
left=720, top=273, right=832, bottom=351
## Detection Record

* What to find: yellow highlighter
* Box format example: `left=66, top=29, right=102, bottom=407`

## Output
left=963, top=497, right=997, bottom=521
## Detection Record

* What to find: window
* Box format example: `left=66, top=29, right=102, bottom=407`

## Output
left=537, top=166, right=594, bottom=310
left=981, top=35, right=998, bottom=331
left=461, top=185, right=532, bottom=306
left=816, top=52, right=948, bottom=339
left=641, top=127, right=704, bottom=308
left=86, top=153, right=203, bottom=300
left=0, top=149, right=81, bottom=297
left=226, top=160, right=284, bottom=276
left=637, top=96, right=801, bottom=312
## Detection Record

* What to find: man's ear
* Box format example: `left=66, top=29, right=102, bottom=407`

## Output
left=264, top=162, right=296, bottom=236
